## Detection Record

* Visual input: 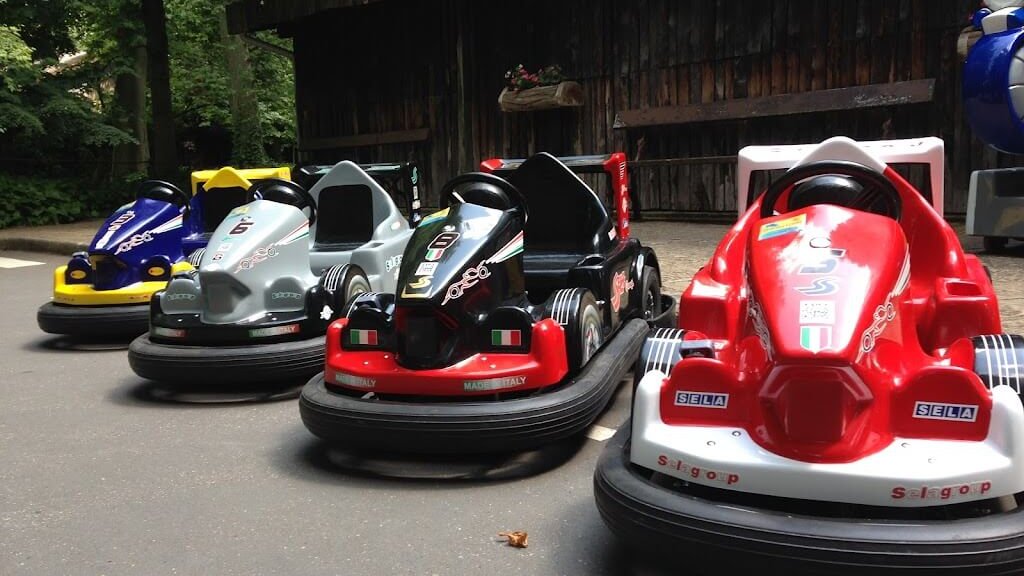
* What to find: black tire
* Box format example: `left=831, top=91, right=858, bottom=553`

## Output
left=128, top=333, right=325, bottom=385
left=594, top=424, right=1024, bottom=575
left=560, top=289, right=603, bottom=371
left=319, top=264, right=371, bottom=316
left=640, top=266, right=662, bottom=321
left=186, top=248, right=205, bottom=267
left=299, top=319, right=649, bottom=454
left=340, top=265, right=371, bottom=307
left=631, top=327, right=686, bottom=392
left=984, top=236, right=1009, bottom=253
left=639, top=266, right=676, bottom=328
left=37, top=302, right=150, bottom=337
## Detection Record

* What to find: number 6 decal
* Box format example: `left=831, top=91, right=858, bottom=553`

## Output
left=229, top=218, right=254, bottom=235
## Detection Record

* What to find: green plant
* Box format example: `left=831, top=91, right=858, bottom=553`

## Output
left=0, top=172, right=141, bottom=229
left=503, top=64, right=565, bottom=91
left=0, top=174, right=82, bottom=228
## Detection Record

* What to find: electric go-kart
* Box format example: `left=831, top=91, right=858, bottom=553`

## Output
left=36, top=166, right=290, bottom=336
left=127, top=161, right=420, bottom=385
left=962, top=2, right=1024, bottom=252
left=300, top=152, right=671, bottom=454
left=594, top=136, right=1024, bottom=574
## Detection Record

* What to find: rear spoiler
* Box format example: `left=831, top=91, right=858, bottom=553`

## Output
left=189, top=166, right=292, bottom=196
left=480, top=153, right=631, bottom=239
left=294, top=161, right=422, bottom=226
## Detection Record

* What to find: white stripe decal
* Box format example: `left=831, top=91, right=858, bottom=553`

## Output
left=656, top=328, right=672, bottom=375
left=999, top=334, right=1011, bottom=390
left=560, top=290, right=570, bottom=325
left=983, top=335, right=994, bottom=389
left=645, top=328, right=664, bottom=375
left=150, top=214, right=184, bottom=234
left=1008, top=334, right=1021, bottom=393
left=1003, top=334, right=1017, bottom=393
left=643, top=329, right=659, bottom=375
left=552, top=290, right=569, bottom=325
left=653, top=328, right=671, bottom=376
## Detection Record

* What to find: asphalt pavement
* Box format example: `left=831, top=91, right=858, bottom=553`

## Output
left=4, top=221, right=1024, bottom=576
left=1, top=250, right=671, bottom=576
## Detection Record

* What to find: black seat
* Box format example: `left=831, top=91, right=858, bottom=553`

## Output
left=313, top=184, right=374, bottom=251
left=505, top=152, right=615, bottom=292
left=199, top=184, right=248, bottom=233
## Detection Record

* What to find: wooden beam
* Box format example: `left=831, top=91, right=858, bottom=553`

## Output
left=226, top=0, right=385, bottom=34
left=239, top=33, right=292, bottom=61
left=613, top=79, right=936, bottom=129
left=299, top=128, right=430, bottom=151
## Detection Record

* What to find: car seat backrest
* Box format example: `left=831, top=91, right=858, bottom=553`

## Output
left=199, top=184, right=249, bottom=232
left=315, top=184, right=374, bottom=248
left=306, top=161, right=405, bottom=250
left=505, top=152, right=613, bottom=255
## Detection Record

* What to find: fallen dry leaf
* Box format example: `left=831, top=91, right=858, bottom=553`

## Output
left=497, top=531, right=528, bottom=548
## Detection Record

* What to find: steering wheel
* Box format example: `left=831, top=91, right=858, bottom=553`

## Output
left=759, top=160, right=902, bottom=221
left=246, top=178, right=317, bottom=226
left=137, top=180, right=191, bottom=217
left=438, top=172, right=529, bottom=222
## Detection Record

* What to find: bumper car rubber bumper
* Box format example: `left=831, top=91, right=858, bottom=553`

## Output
left=37, top=302, right=150, bottom=336
left=299, top=318, right=649, bottom=454
left=128, top=333, right=325, bottom=385
left=593, top=423, right=1024, bottom=575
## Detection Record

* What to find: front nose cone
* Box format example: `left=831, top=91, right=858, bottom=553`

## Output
left=759, top=365, right=874, bottom=462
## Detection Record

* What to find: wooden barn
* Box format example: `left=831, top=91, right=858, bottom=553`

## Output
left=226, top=0, right=1006, bottom=218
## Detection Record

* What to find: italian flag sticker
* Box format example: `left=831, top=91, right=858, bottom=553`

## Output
left=349, top=329, right=378, bottom=345
left=491, top=329, right=521, bottom=346
left=800, top=325, right=832, bottom=353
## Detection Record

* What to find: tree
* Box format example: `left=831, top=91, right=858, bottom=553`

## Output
left=142, top=0, right=178, bottom=178
left=219, top=10, right=267, bottom=166
left=164, top=0, right=295, bottom=167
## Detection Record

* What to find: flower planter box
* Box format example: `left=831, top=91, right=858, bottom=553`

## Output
left=498, top=81, right=584, bottom=112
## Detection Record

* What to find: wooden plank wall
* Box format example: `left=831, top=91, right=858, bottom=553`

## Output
left=291, top=0, right=1009, bottom=215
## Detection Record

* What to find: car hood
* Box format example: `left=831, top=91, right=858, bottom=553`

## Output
left=89, top=198, right=185, bottom=265
left=746, top=203, right=909, bottom=363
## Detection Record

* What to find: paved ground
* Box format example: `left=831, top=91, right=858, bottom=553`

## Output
left=2, top=221, right=1023, bottom=575
left=1, top=248, right=664, bottom=576
left=0, top=219, right=102, bottom=254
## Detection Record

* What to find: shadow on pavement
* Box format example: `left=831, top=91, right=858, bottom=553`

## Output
left=108, top=378, right=302, bottom=407
left=279, top=432, right=588, bottom=485
left=29, top=334, right=134, bottom=352
left=594, top=540, right=686, bottom=576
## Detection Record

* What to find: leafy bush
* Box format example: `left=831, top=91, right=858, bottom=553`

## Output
left=0, top=173, right=140, bottom=229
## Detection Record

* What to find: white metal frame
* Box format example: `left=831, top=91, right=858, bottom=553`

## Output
left=736, top=136, right=945, bottom=217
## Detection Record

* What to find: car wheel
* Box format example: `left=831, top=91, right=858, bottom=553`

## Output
left=546, top=288, right=603, bottom=372
left=341, top=266, right=371, bottom=304
left=319, top=264, right=370, bottom=319
left=984, top=236, right=1008, bottom=253
left=578, top=293, right=603, bottom=368
left=632, top=328, right=686, bottom=392
left=186, top=248, right=205, bottom=267
left=640, top=266, right=662, bottom=321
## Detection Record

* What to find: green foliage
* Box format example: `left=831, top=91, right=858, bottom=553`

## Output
left=0, top=175, right=82, bottom=228
left=0, top=172, right=140, bottom=228
left=0, top=1, right=137, bottom=166
left=165, top=0, right=295, bottom=163
left=166, top=0, right=231, bottom=130
left=0, top=0, right=297, bottom=228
